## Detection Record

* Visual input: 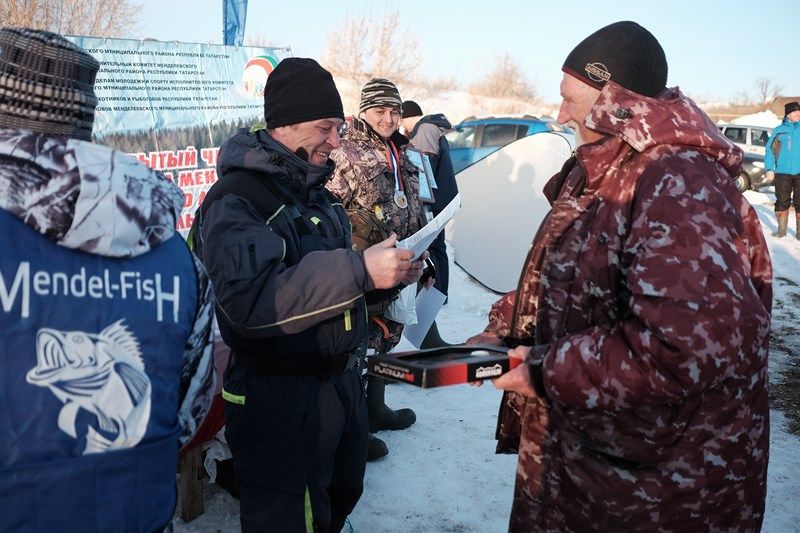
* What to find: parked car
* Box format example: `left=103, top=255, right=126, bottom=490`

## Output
left=446, top=115, right=574, bottom=173
left=718, top=123, right=772, bottom=156
left=734, top=152, right=772, bottom=192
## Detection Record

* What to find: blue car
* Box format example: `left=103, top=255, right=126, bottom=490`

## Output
left=446, top=115, right=574, bottom=173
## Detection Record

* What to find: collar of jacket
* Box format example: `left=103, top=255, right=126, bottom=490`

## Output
left=575, top=81, right=742, bottom=192
left=410, top=113, right=452, bottom=138
left=342, top=120, right=419, bottom=180
left=217, top=127, right=335, bottom=197
left=348, top=117, right=410, bottom=150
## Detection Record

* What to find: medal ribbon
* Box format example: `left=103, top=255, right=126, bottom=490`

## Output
left=386, top=141, right=404, bottom=193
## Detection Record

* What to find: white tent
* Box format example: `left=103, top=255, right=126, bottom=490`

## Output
left=448, top=133, right=573, bottom=293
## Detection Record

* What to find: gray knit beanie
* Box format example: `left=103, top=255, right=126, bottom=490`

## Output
left=0, top=27, right=99, bottom=140
left=358, top=78, right=402, bottom=114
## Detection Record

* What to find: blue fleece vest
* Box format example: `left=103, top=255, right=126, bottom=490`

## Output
left=0, top=208, right=197, bottom=533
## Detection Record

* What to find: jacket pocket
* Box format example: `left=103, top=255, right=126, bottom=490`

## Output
left=627, top=252, right=710, bottom=310
left=580, top=442, right=650, bottom=471
left=218, top=232, right=281, bottom=282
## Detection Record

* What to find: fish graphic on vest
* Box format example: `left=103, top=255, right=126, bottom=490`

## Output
left=26, top=320, right=151, bottom=454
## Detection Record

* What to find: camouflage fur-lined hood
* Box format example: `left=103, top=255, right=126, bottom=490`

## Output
left=0, top=128, right=183, bottom=258
left=216, top=127, right=335, bottom=196
left=585, top=82, right=742, bottom=177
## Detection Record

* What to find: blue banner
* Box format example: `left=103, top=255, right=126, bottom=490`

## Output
left=223, top=0, right=248, bottom=46
left=66, top=36, right=290, bottom=233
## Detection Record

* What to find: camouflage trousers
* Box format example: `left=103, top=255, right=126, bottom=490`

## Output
left=367, top=315, right=403, bottom=353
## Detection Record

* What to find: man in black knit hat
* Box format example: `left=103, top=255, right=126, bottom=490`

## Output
left=468, top=21, right=771, bottom=531
left=194, top=58, right=418, bottom=532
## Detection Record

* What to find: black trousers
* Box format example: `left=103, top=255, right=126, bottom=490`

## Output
left=223, top=364, right=368, bottom=532
left=774, top=173, right=800, bottom=211
left=428, top=230, right=449, bottom=297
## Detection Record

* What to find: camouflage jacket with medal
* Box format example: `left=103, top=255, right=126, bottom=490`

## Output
left=328, top=118, right=424, bottom=241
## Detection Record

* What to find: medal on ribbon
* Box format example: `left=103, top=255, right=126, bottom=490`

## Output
left=394, top=191, right=408, bottom=208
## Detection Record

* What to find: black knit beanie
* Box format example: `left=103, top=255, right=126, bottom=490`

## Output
left=402, top=100, right=423, bottom=118
left=562, top=21, right=667, bottom=98
left=785, top=101, right=800, bottom=116
left=264, top=58, right=343, bottom=128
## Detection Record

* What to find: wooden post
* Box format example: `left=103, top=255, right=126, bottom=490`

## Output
left=179, top=446, right=205, bottom=522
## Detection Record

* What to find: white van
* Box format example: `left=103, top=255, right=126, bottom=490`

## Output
left=717, top=124, right=772, bottom=156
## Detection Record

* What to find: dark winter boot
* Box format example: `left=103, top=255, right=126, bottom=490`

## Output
left=774, top=210, right=789, bottom=237
left=367, top=433, right=388, bottom=462
left=420, top=321, right=453, bottom=349
left=212, top=458, right=240, bottom=499
left=367, top=375, right=416, bottom=432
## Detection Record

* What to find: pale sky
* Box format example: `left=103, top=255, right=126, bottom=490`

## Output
left=132, top=0, right=798, bottom=104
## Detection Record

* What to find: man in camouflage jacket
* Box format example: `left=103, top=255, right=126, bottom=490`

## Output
left=327, top=78, right=426, bottom=459
left=327, top=79, right=425, bottom=351
left=470, top=21, right=772, bottom=531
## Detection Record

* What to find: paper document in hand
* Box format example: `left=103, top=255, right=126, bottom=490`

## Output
left=396, top=286, right=447, bottom=349
left=396, top=193, right=461, bottom=261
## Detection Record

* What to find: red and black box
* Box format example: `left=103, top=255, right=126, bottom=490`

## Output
left=367, top=344, right=519, bottom=388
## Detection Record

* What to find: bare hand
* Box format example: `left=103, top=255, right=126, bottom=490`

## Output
left=492, top=345, right=536, bottom=397
left=397, top=250, right=430, bottom=286
left=363, top=233, right=413, bottom=289
left=400, top=258, right=425, bottom=285
left=466, top=331, right=504, bottom=387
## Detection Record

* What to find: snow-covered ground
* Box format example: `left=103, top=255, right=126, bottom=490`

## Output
left=173, top=187, right=800, bottom=533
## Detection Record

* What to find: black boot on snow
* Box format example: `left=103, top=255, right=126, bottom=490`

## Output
left=367, top=375, right=416, bottom=432
left=367, top=433, right=389, bottom=462
left=420, top=321, right=453, bottom=349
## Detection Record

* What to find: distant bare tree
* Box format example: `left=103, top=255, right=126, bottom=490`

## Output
left=469, top=53, right=539, bottom=102
left=322, top=7, right=421, bottom=85
left=753, top=76, right=783, bottom=105
left=730, top=89, right=753, bottom=107
left=0, top=0, right=140, bottom=38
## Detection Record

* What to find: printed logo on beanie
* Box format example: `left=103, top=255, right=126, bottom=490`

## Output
left=242, top=55, right=278, bottom=98
left=585, top=62, right=611, bottom=83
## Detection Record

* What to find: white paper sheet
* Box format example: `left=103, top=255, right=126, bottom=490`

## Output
left=396, top=286, right=447, bottom=349
left=396, top=193, right=461, bottom=261
left=390, top=336, right=417, bottom=353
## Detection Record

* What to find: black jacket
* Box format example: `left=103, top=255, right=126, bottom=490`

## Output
left=195, top=128, right=371, bottom=364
